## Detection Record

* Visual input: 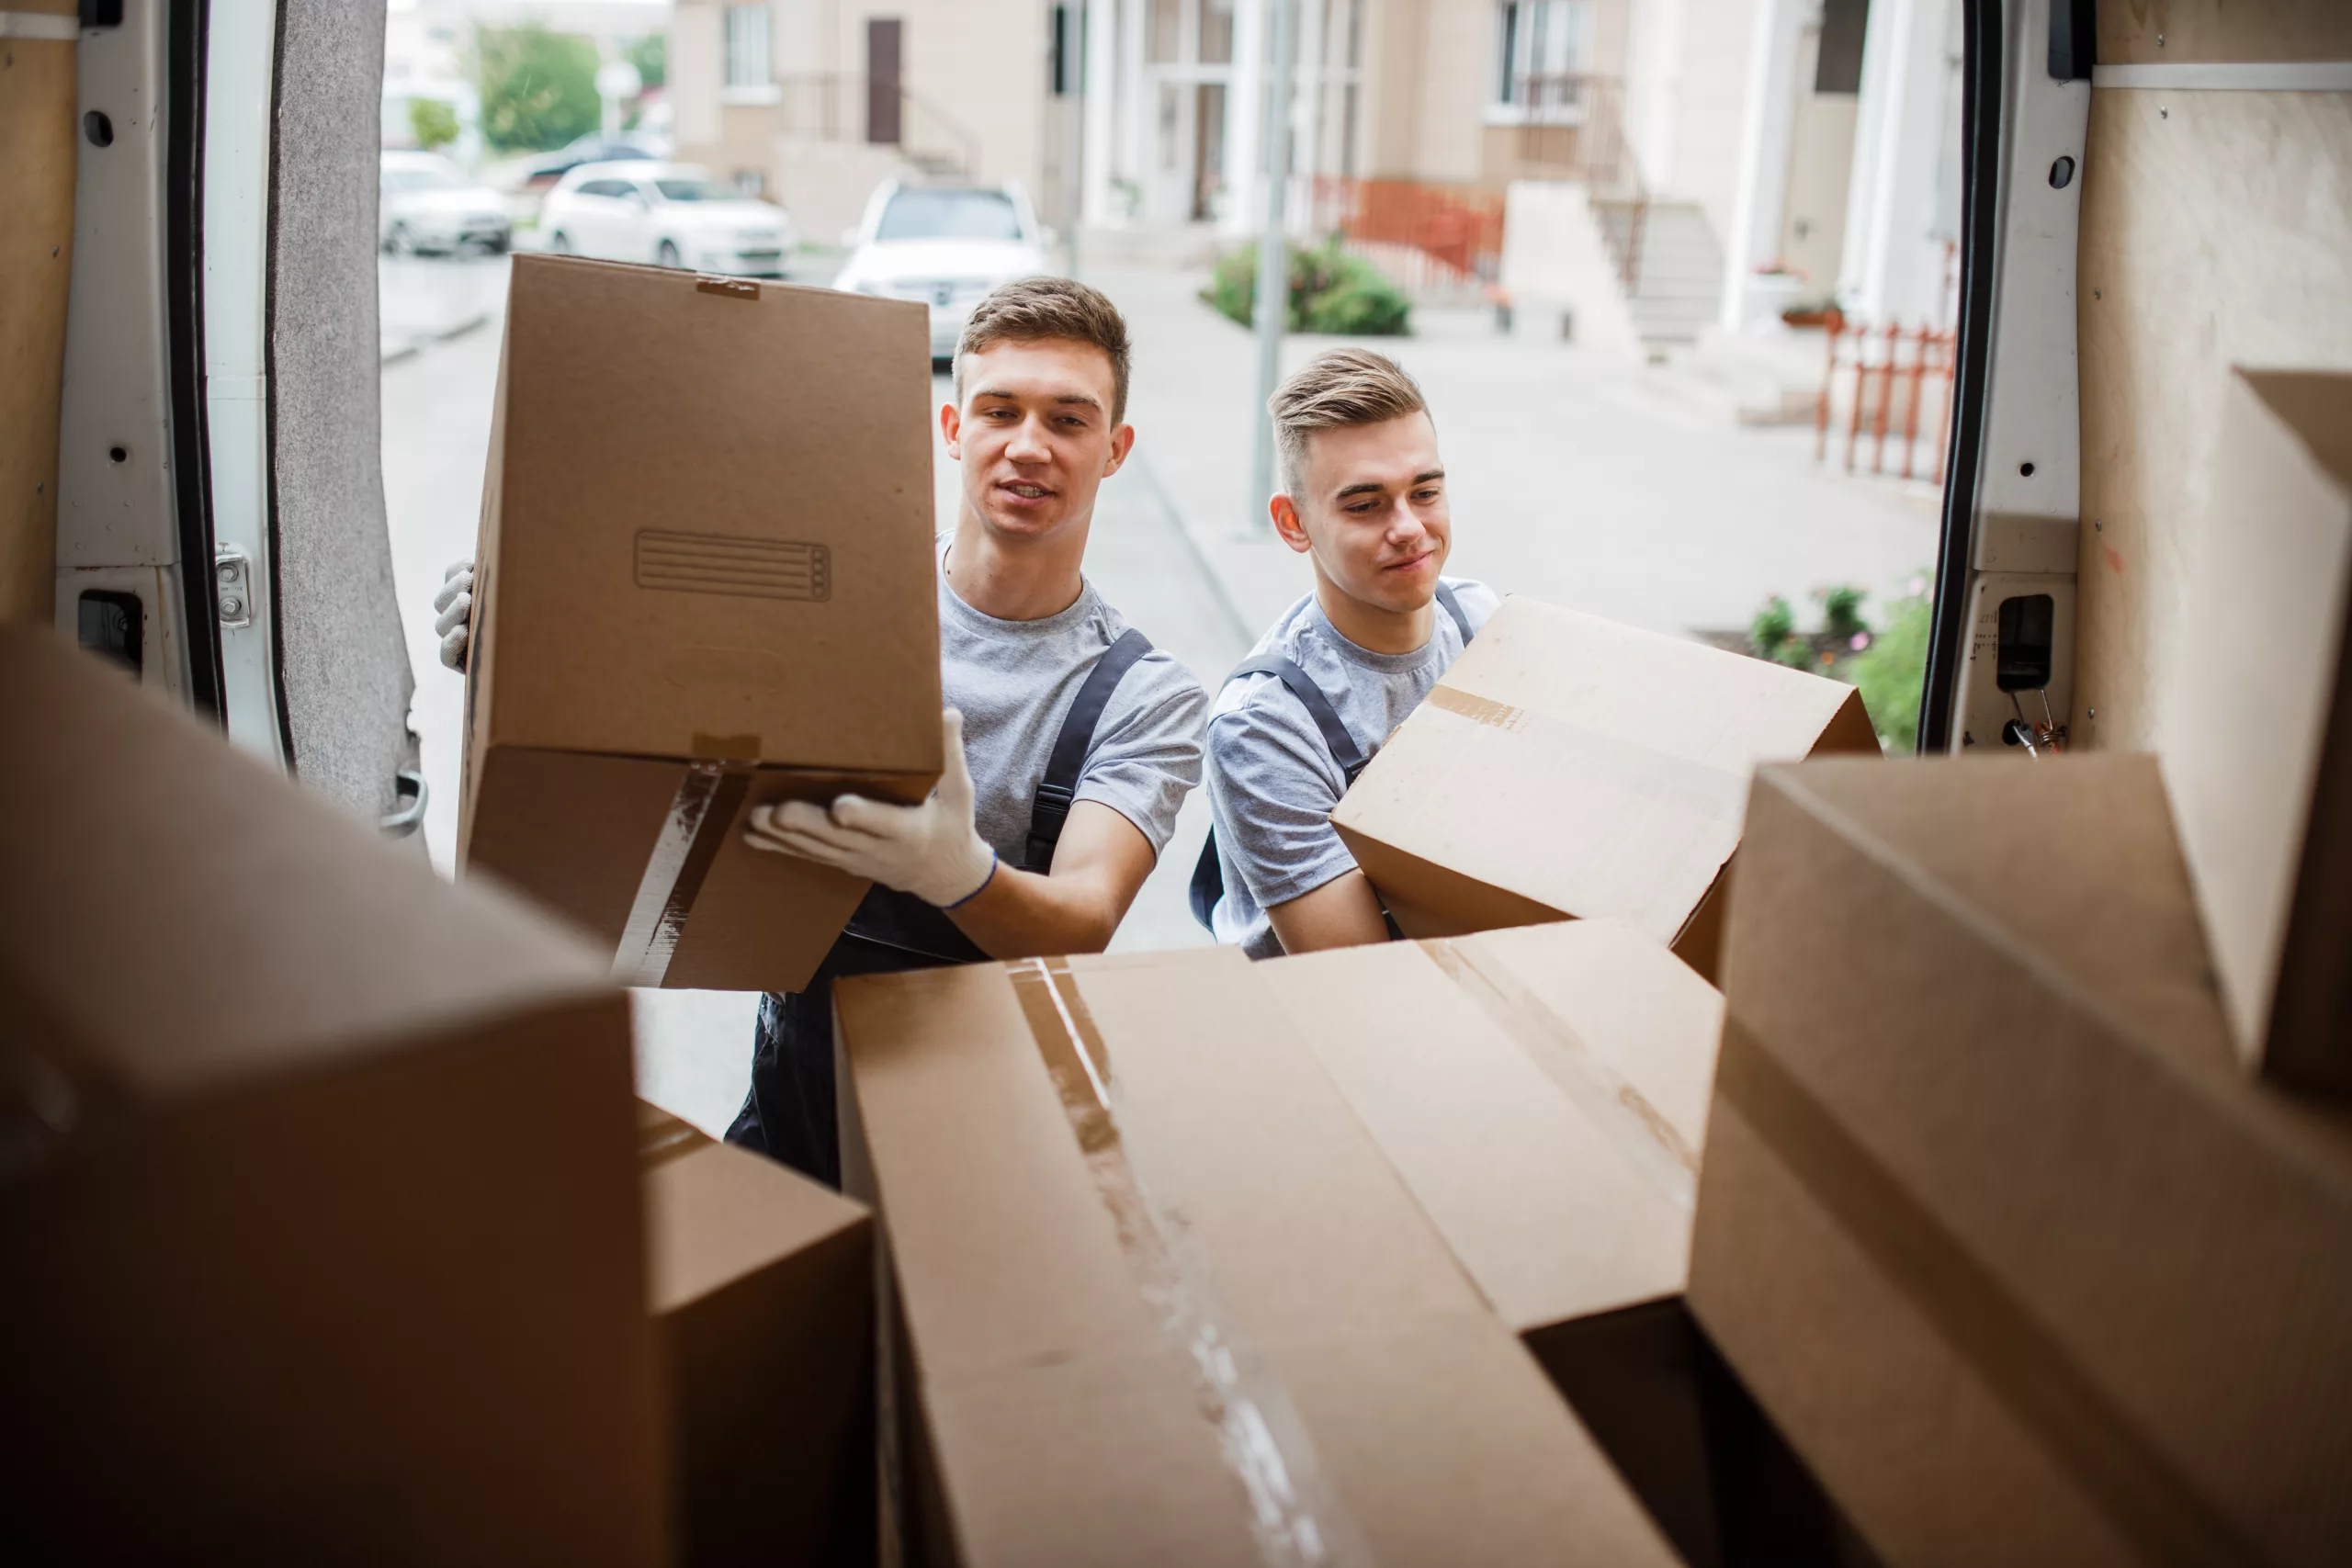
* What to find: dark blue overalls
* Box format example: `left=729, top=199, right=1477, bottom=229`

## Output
left=726, top=629, right=1154, bottom=1186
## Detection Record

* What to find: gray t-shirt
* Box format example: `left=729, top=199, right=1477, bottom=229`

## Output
left=938, top=537, right=1208, bottom=866
left=1204, top=579, right=1499, bottom=957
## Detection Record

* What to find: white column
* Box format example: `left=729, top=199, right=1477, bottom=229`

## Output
left=1719, top=0, right=1810, bottom=331
left=1223, top=0, right=1266, bottom=237
left=1287, top=0, right=1326, bottom=237
left=1082, top=0, right=1119, bottom=224
left=1118, top=0, right=1149, bottom=217
left=1623, top=0, right=1690, bottom=192
left=1838, top=0, right=1955, bottom=324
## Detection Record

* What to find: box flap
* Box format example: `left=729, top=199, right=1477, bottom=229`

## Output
left=1333, top=597, right=1871, bottom=944
left=837, top=946, right=1681, bottom=1565
left=2162, top=367, right=2352, bottom=1083
left=480, top=256, right=941, bottom=773
left=0, top=627, right=613, bottom=1104
left=637, top=1102, right=867, bottom=1314
left=1257, top=925, right=1715, bottom=1333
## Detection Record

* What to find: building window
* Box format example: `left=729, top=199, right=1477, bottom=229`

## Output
left=1495, top=1, right=1588, bottom=114
left=724, top=5, right=772, bottom=90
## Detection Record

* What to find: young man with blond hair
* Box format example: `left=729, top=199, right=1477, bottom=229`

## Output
left=432, top=277, right=1206, bottom=1185
left=1198, top=347, right=1496, bottom=957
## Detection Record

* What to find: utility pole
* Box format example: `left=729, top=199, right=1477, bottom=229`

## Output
left=1246, top=0, right=1297, bottom=535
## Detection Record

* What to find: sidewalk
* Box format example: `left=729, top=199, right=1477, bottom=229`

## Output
left=1079, top=261, right=1942, bottom=646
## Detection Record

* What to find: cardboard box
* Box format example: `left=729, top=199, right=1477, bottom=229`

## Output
left=0, top=626, right=663, bottom=1564
left=1690, top=754, right=2352, bottom=1567
left=2162, top=368, right=2352, bottom=1091
left=638, top=1102, right=876, bottom=1566
left=1330, top=597, right=1878, bottom=976
left=835, top=945, right=1682, bottom=1567
left=459, top=254, right=944, bottom=993
left=1257, top=923, right=1858, bottom=1568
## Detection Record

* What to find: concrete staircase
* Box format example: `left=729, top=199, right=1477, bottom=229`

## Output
left=1594, top=197, right=1724, bottom=349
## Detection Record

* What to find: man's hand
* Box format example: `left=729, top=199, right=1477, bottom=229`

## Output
left=433, top=560, right=474, bottom=672
left=744, top=709, right=997, bottom=908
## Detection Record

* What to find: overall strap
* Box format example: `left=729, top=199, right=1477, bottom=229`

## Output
left=1187, top=652, right=1365, bottom=931
left=1023, top=627, right=1155, bottom=872
left=1229, top=653, right=1368, bottom=780
left=1434, top=581, right=1476, bottom=646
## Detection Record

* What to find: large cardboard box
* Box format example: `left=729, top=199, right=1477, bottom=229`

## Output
left=638, top=1102, right=876, bottom=1566
left=835, top=945, right=1682, bottom=1567
left=1330, top=597, right=1878, bottom=976
left=459, top=254, right=944, bottom=992
left=0, top=627, right=664, bottom=1564
left=2162, top=368, right=2352, bottom=1091
left=1691, top=754, right=2352, bottom=1567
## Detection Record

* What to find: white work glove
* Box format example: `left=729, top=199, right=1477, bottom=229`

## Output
left=743, top=709, right=998, bottom=908
left=433, top=559, right=473, bottom=671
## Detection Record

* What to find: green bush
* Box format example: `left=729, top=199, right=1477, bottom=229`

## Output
left=474, top=24, right=600, bottom=152
left=408, top=97, right=460, bottom=152
left=1748, top=595, right=1808, bottom=667
left=1850, top=577, right=1933, bottom=752
left=1201, top=238, right=1412, bottom=336
left=1815, top=582, right=1869, bottom=642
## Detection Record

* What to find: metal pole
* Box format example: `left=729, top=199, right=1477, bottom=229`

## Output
left=1247, top=0, right=1297, bottom=533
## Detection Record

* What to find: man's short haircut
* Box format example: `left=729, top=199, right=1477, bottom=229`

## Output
left=954, top=276, right=1134, bottom=424
left=1270, top=348, right=1430, bottom=494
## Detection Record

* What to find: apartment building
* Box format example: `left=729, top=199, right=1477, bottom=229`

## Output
left=670, top=1, right=1068, bottom=243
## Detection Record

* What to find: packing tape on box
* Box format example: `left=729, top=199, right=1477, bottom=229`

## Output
left=1423, top=684, right=1754, bottom=829
left=1008, top=957, right=1372, bottom=1568
left=612, top=761, right=752, bottom=987
left=1422, top=938, right=1698, bottom=1209
left=1715, top=1018, right=2256, bottom=1567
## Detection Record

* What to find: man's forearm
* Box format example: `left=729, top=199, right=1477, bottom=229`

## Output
left=944, top=863, right=1126, bottom=960
left=1266, top=869, right=1393, bottom=954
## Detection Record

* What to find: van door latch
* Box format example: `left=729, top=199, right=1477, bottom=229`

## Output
left=213, top=547, right=254, bottom=629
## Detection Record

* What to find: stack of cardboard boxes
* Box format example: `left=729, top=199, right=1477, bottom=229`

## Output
left=24, top=236, right=2347, bottom=1563
left=1679, top=368, right=2352, bottom=1566
left=0, top=625, right=884, bottom=1564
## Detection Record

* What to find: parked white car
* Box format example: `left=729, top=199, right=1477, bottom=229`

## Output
left=833, top=181, right=1054, bottom=361
left=379, top=151, right=512, bottom=254
left=539, top=162, right=792, bottom=277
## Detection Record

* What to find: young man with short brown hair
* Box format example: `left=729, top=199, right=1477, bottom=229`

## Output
left=1197, top=347, right=1496, bottom=957
left=432, top=276, right=1206, bottom=1185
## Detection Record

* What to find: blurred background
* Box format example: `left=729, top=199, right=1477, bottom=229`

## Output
left=376, top=0, right=1959, bottom=1126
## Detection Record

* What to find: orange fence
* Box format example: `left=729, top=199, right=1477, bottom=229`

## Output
left=1816, top=319, right=1959, bottom=484
left=1307, top=178, right=1507, bottom=289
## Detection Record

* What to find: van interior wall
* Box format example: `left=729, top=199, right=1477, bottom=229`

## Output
left=0, top=16, right=75, bottom=624
left=2075, top=5, right=2352, bottom=750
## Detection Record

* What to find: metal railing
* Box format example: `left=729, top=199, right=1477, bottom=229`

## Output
left=1816, top=318, right=1960, bottom=484
left=1512, top=73, right=1647, bottom=289
left=770, top=72, right=978, bottom=179
left=1306, top=178, right=1507, bottom=294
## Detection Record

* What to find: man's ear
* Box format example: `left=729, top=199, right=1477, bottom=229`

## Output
left=1102, top=422, right=1136, bottom=477
left=1270, top=492, right=1313, bottom=555
left=940, top=400, right=964, bottom=461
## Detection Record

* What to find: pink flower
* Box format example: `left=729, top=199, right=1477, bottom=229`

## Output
left=1850, top=632, right=1871, bottom=651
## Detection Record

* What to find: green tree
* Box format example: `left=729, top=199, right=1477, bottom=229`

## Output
left=474, top=24, right=600, bottom=153
left=407, top=96, right=460, bottom=152
left=626, top=31, right=666, bottom=92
